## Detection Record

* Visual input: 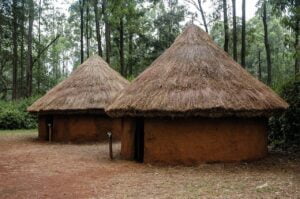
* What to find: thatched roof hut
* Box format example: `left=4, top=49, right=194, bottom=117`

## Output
left=106, top=25, right=288, bottom=164
left=28, top=55, right=129, bottom=114
left=28, top=55, right=129, bottom=142
left=107, top=25, right=288, bottom=118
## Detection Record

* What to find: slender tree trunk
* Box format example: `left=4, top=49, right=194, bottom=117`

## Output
left=62, top=54, right=66, bottom=77
left=12, top=0, right=18, bottom=100
left=232, top=0, right=237, bottom=61
left=105, top=19, right=111, bottom=64
left=80, top=0, right=84, bottom=63
left=105, top=22, right=111, bottom=64
left=119, top=17, right=125, bottom=76
left=223, top=0, right=229, bottom=52
left=86, top=0, right=90, bottom=58
left=19, top=0, right=25, bottom=98
left=94, top=0, right=103, bottom=56
left=128, top=32, right=133, bottom=77
left=0, top=15, right=2, bottom=55
left=197, top=0, right=208, bottom=33
left=102, top=0, right=111, bottom=64
left=258, top=50, right=262, bottom=80
left=262, top=0, right=272, bottom=85
left=37, top=0, right=42, bottom=93
left=241, top=0, right=246, bottom=67
left=295, top=18, right=299, bottom=76
left=26, top=0, right=34, bottom=97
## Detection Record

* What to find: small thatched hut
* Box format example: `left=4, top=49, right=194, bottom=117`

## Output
left=106, top=25, right=288, bottom=164
left=28, top=55, right=129, bottom=142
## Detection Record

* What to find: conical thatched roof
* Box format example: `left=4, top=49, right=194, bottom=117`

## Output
left=28, top=55, right=129, bottom=114
left=106, top=25, right=288, bottom=118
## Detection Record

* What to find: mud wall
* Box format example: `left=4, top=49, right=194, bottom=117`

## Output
left=38, top=114, right=122, bottom=142
left=143, top=117, right=268, bottom=164
left=144, top=118, right=267, bottom=164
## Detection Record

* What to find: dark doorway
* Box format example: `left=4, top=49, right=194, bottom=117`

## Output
left=134, top=117, right=144, bottom=162
left=45, top=116, right=53, bottom=141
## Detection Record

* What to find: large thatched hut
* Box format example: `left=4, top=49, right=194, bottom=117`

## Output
left=28, top=55, right=129, bottom=142
left=106, top=25, right=288, bottom=164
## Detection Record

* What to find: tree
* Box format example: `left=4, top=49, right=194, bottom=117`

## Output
left=86, top=0, right=90, bottom=58
left=80, top=0, right=85, bottom=63
left=26, top=0, right=34, bottom=97
left=262, top=0, right=272, bottom=85
left=119, top=17, right=125, bottom=76
left=37, top=0, right=42, bottom=93
left=128, top=32, right=133, bottom=76
left=269, top=0, right=299, bottom=77
left=19, top=0, right=26, bottom=97
left=94, top=0, right=103, bottom=56
left=198, top=0, right=208, bottom=33
left=185, top=0, right=208, bottom=33
left=257, top=50, right=262, bottom=80
left=12, top=0, right=18, bottom=99
left=223, top=0, right=229, bottom=52
left=102, top=0, right=111, bottom=64
left=232, top=0, right=237, bottom=61
left=241, top=0, right=246, bottom=67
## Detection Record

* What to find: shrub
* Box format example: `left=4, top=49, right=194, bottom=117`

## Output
left=269, top=75, right=300, bottom=151
left=0, top=96, right=39, bottom=130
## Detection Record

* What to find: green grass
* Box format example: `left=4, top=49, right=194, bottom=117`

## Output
left=0, top=129, right=37, bottom=136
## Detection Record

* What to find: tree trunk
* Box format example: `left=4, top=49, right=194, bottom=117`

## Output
left=86, top=0, right=90, bottom=58
left=263, top=0, right=272, bottom=85
left=258, top=50, right=262, bottom=80
left=12, top=0, right=18, bottom=100
left=241, top=0, right=246, bottom=67
left=295, top=17, right=299, bottom=76
left=105, top=20, right=111, bottom=65
left=37, top=0, right=42, bottom=94
left=33, top=35, right=60, bottom=66
left=94, top=0, right=103, bottom=57
left=26, top=0, right=34, bottom=97
left=128, top=32, right=133, bottom=77
left=102, top=0, right=111, bottom=64
left=119, top=17, right=125, bottom=76
left=197, top=0, right=208, bottom=33
left=19, top=0, right=25, bottom=98
left=232, top=0, right=237, bottom=61
left=223, top=0, right=229, bottom=53
left=80, top=0, right=84, bottom=63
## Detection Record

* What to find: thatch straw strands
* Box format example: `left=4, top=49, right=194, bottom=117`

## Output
left=106, top=25, right=288, bottom=118
left=28, top=55, right=129, bottom=114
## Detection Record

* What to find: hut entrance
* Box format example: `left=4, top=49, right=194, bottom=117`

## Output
left=134, top=118, right=144, bottom=162
left=45, top=116, right=53, bottom=141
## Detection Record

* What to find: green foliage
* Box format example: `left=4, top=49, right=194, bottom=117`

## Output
left=0, top=97, right=39, bottom=130
left=269, top=75, right=300, bottom=150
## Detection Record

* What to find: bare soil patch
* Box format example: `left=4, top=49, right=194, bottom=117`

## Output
left=0, top=131, right=299, bottom=198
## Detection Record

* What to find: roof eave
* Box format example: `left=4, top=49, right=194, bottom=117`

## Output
left=29, top=108, right=107, bottom=115
left=106, top=108, right=288, bottom=118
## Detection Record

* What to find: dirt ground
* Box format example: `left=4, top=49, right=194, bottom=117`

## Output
left=0, top=131, right=299, bottom=199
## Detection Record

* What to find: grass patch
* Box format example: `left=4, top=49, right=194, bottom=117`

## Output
left=0, top=129, right=37, bottom=136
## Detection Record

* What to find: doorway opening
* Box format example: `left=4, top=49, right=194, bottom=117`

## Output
left=134, top=117, right=144, bottom=162
left=45, top=116, right=53, bottom=141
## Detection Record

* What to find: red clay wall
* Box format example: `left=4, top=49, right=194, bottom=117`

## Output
left=120, top=117, right=268, bottom=164
left=38, top=114, right=122, bottom=142
left=143, top=118, right=268, bottom=164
